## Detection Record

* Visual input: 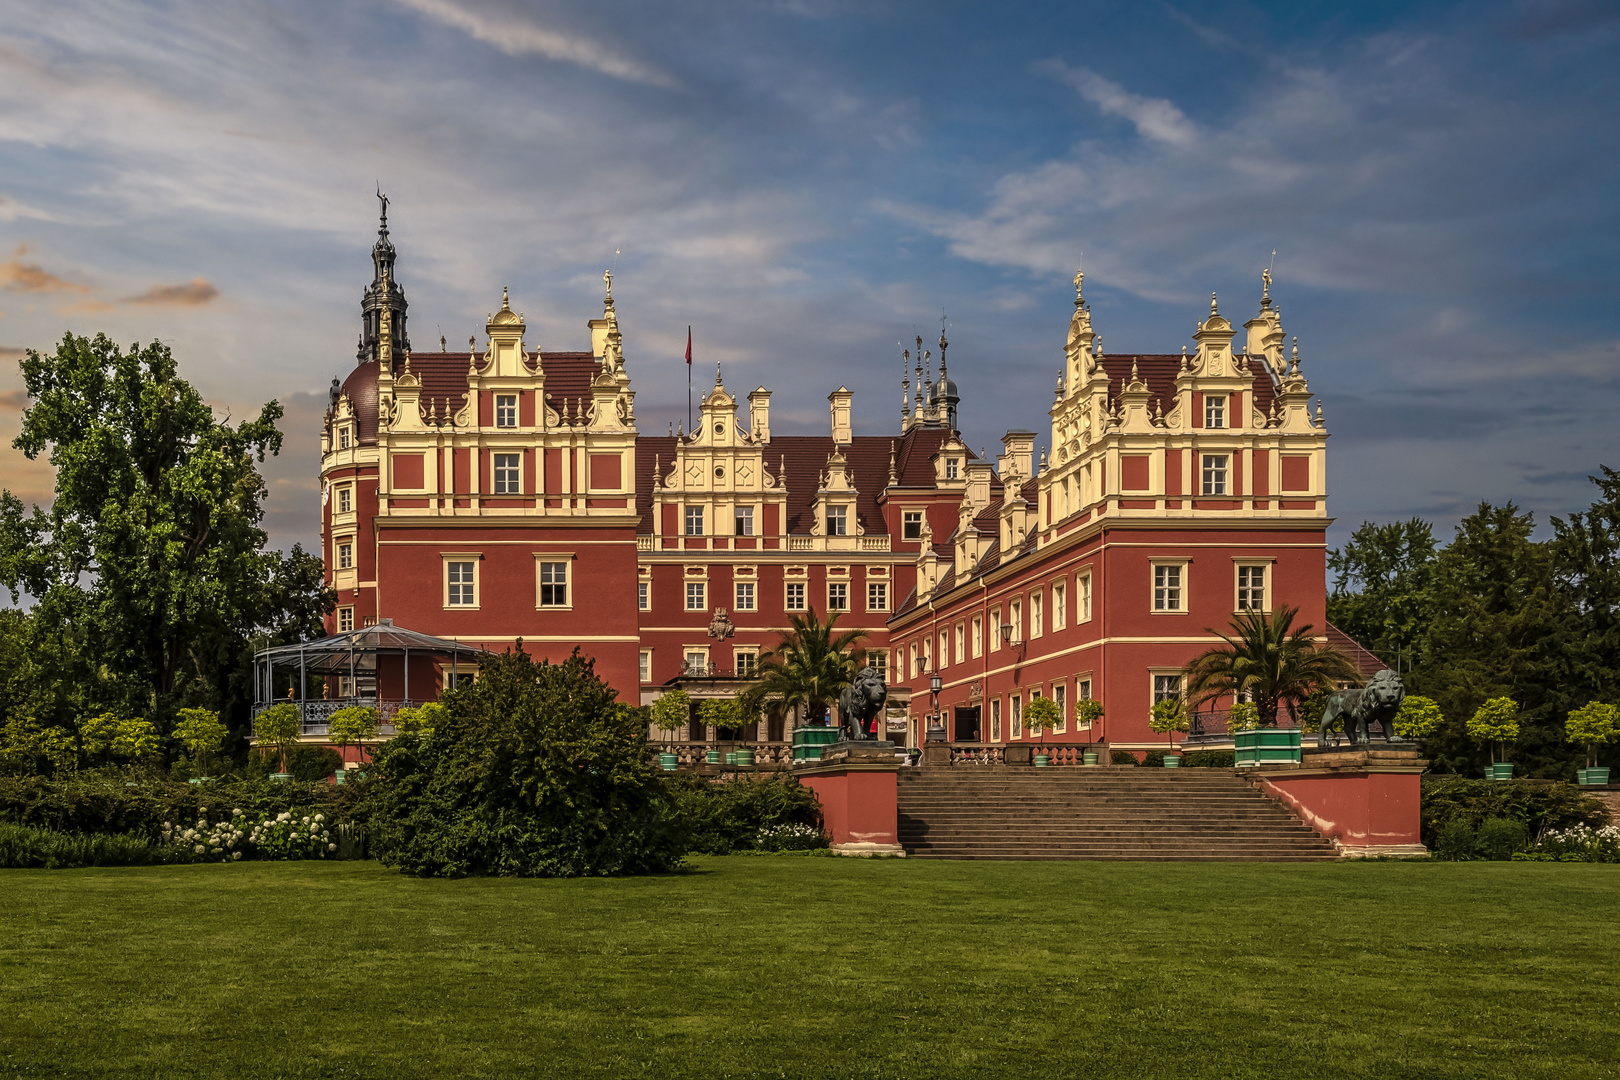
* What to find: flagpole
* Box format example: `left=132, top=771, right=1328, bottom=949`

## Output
left=686, top=324, right=692, bottom=434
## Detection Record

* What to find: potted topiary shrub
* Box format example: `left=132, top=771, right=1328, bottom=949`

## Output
left=1149, top=698, right=1188, bottom=767
left=700, top=698, right=749, bottom=765
left=391, top=701, right=445, bottom=739
left=1074, top=699, right=1105, bottom=765
left=252, top=703, right=302, bottom=781
left=1023, top=697, right=1062, bottom=766
left=1392, top=695, right=1444, bottom=743
left=1468, top=696, right=1520, bottom=780
left=650, top=689, right=691, bottom=770
left=327, top=705, right=378, bottom=783
left=1565, top=701, right=1617, bottom=786
left=173, top=708, right=227, bottom=783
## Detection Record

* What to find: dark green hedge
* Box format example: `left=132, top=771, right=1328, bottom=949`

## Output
left=1420, top=777, right=1609, bottom=847
left=663, top=770, right=824, bottom=854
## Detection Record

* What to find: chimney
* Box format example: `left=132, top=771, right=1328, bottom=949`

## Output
left=998, top=430, right=1035, bottom=482
left=964, top=460, right=994, bottom=515
left=828, top=386, right=853, bottom=446
left=748, top=387, right=772, bottom=443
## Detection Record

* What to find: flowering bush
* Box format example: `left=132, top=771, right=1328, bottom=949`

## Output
left=158, top=807, right=339, bottom=862
left=756, top=823, right=829, bottom=852
left=1516, top=823, right=1620, bottom=863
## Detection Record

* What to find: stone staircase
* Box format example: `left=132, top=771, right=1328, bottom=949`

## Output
left=896, top=767, right=1340, bottom=861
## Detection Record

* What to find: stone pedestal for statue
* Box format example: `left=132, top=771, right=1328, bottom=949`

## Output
left=1244, top=747, right=1429, bottom=857
left=795, top=746, right=905, bottom=857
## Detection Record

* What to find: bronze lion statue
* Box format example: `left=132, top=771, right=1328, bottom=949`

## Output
left=1318, top=668, right=1405, bottom=748
left=837, top=667, right=889, bottom=741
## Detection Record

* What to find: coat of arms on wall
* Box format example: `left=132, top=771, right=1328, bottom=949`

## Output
left=707, top=607, right=736, bottom=641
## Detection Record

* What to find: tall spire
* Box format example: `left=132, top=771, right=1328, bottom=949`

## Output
left=900, top=342, right=910, bottom=430
left=359, top=190, right=409, bottom=365
left=913, top=335, right=924, bottom=419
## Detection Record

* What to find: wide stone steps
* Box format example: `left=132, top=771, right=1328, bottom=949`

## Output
left=895, top=768, right=1337, bottom=861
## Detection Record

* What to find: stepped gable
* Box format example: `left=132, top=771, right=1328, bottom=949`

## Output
left=1096, top=352, right=1277, bottom=416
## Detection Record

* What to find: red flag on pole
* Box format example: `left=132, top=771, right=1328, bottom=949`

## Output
left=685, top=326, right=692, bottom=365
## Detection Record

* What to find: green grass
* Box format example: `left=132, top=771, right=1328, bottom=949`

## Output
left=2, top=859, right=1618, bottom=1079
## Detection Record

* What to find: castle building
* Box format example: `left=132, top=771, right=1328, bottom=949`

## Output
left=320, top=214, right=1330, bottom=750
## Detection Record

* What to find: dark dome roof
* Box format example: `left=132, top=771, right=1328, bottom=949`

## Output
left=341, top=362, right=379, bottom=445
left=930, top=375, right=959, bottom=402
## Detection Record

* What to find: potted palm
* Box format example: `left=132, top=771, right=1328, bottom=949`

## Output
left=173, top=708, right=227, bottom=782
left=1468, top=696, right=1519, bottom=780
left=253, top=702, right=302, bottom=781
left=1023, top=697, right=1061, bottom=766
left=745, top=607, right=866, bottom=763
left=1149, top=698, right=1188, bottom=767
left=328, top=705, right=378, bottom=782
left=1074, top=699, right=1105, bottom=765
left=650, top=690, right=691, bottom=770
left=1565, top=701, right=1617, bottom=786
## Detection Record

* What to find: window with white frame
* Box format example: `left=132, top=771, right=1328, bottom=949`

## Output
left=1053, top=582, right=1066, bottom=630
left=1080, top=572, right=1093, bottom=622
left=337, top=540, right=354, bottom=570
left=734, top=505, right=754, bottom=536
left=639, top=650, right=652, bottom=683
left=1076, top=677, right=1094, bottom=727
left=971, top=615, right=983, bottom=658
left=494, top=453, right=521, bottom=494
left=686, top=581, right=706, bottom=610
left=827, top=582, right=848, bottom=611
left=638, top=581, right=649, bottom=610
left=954, top=623, right=965, bottom=665
left=1154, top=673, right=1183, bottom=706
left=338, top=607, right=354, bottom=633
left=1204, top=395, right=1226, bottom=429
left=537, top=561, right=568, bottom=607
left=1031, top=591, right=1044, bottom=638
left=902, top=511, right=923, bottom=540
left=339, top=426, right=352, bottom=450
left=938, top=632, right=949, bottom=669
left=1011, top=695, right=1023, bottom=739
left=1054, top=682, right=1067, bottom=734
left=990, top=608, right=1002, bottom=651
left=945, top=458, right=959, bottom=480
left=684, top=649, right=709, bottom=676
left=736, top=649, right=758, bottom=678
left=496, top=394, right=517, bottom=428
left=684, top=505, right=705, bottom=536
left=827, top=505, right=848, bottom=536
left=1237, top=564, right=1267, bottom=611
left=865, top=649, right=886, bottom=680
left=735, top=581, right=756, bottom=611
left=1201, top=454, right=1228, bottom=496
left=446, top=561, right=477, bottom=607
left=1011, top=600, right=1023, bottom=642
left=1153, top=563, right=1185, bottom=612
left=867, top=581, right=888, bottom=612
left=337, top=486, right=352, bottom=514
left=785, top=582, right=806, bottom=611
left=991, top=698, right=1002, bottom=742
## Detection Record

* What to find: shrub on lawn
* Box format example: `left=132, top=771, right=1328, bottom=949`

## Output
left=1142, top=750, right=1166, bottom=767
left=1181, top=750, right=1235, bottom=768
left=1516, top=823, right=1620, bottom=863
left=0, top=821, right=162, bottom=868
left=664, top=770, right=824, bottom=854
left=365, top=646, right=683, bottom=878
left=1420, top=777, right=1608, bottom=847
left=1474, top=817, right=1530, bottom=860
left=1433, top=819, right=1476, bottom=861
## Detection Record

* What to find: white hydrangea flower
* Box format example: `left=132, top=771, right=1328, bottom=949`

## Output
left=328, top=842, right=338, bottom=852
left=194, top=844, right=206, bottom=854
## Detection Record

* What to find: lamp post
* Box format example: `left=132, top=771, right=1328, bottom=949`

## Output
left=922, top=658, right=947, bottom=743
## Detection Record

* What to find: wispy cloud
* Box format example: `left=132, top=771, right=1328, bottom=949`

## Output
left=1037, top=60, right=1198, bottom=145
left=0, top=245, right=87, bottom=293
left=391, top=0, right=677, bottom=88
left=123, top=278, right=219, bottom=306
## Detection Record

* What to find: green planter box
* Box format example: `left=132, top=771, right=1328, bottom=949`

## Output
left=658, top=752, right=679, bottom=771
left=792, top=726, right=841, bottom=762
left=1577, top=766, right=1610, bottom=786
left=735, top=748, right=756, bottom=767
left=1163, top=755, right=1182, bottom=769
left=1234, top=729, right=1302, bottom=767
left=1491, top=762, right=1515, bottom=781
left=705, top=750, right=722, bottom=765
left=1034, top=754, right=1051, bottom=767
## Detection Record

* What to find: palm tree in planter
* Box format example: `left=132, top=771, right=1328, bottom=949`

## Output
left=1023, top=696, right=1062, bottom=766
left=1468, top=696, right=1520, bottom=780
left=1149, top=698, right=1189, bottom=766
left=1183, top=605, right=1362, bottom=728
left=252, top=703, right=302, bottom=780
left=743, top=607, right=866, bottom=733
left=1566, top=701, right=1618, bottom=785
left=327, top=705, right=378, bottom=780
left=650, top=690, right=692, bottom=770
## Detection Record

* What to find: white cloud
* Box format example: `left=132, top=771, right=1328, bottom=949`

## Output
left=1038, top=60, right=1198, bottom=146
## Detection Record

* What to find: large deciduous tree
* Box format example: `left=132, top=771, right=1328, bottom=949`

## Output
left=0, top=333, right=331, bottom=741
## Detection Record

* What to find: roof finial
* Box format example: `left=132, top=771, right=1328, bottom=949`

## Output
left=1289, top=336, right=1301, bottom=375
left=604, top=267, right=613, bottom=301
left=1210, top=291, right=1219, bottom=317
left=888, top=440, right=898, bottom=487
left=376, top=185, right=388, bottom=231
left=501, top=285, right=510, bottom=311
left=900, top=342, right=910, bottom=427
left=1261, top=258, right=1273, bottom=309
left=1130, top=356, right=1140, bottom=382
left=1073, top=264, right=1084, bottom=307
left=715, top=361, right=723, bottom=387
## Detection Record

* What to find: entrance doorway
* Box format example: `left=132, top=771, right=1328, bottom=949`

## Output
left=953, top=706, right=981, bottom=742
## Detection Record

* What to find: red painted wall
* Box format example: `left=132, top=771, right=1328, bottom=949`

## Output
left=1260, top=771, right=1422, bottom=848
left=799, top=767, right=900, bottom=847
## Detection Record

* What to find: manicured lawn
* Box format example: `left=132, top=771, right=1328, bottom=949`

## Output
left=1, top=858, right=1617, bottom=1079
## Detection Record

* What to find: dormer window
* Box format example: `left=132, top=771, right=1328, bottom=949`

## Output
left=1202, top=454, right=1229, bottom=496
left=946, top=458, right=959, bottom=480
left=496, top=394, right=517, bottom=428
left=339, top=427, right=351, bottom=450
left=903, top=511, right=923, bottom=540
left=1205, top=396, right=1226, bottom=429
left=827, top=505, right=848, bottom=536
left=685, top=506, right=705, bottom=536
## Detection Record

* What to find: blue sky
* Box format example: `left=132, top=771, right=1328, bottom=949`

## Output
left=1, top=0, right=1617, bottom=557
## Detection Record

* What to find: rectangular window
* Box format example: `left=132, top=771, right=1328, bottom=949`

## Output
left=785, top=582, right=806, bottom=611
left=684, top=505, right=705, bottom=536
left=447, top=561, right=476, bottom=607
left=735, top=581, right=756, bottom=611
left=1011, top=695, right=1023, bottom=739
left=1054, top=682, right=1067, bottom=734
left=639, top=650, right=652, bottom=683
left=1205, top=395, right=1226, bottom=429
left=1080, top=573, right=1093, bottom=621
left=990, top=608, right=1002, bottom=651
left=1011, top=600, right=1023, bottom=643
left=496, top=394, right=517, bottom=428
left=494, top=453, right=521, bottom=494
left=1053, top=582, right=1066, bottom=630
left=1202, top=454, right=1228, bottom=496
left=991, top=698, right=1003, bottom=742
left=1077, top=678, right=1093, bottom=727
left=734, top=506, right=754, bottom=536
left=971, top=616, right=983, bottom=658
left=954, top=624, right=965, bottom=665
left=538, top=561, right=568, bottom=607
left=339, top=427, right=352, bottom=450
left=902, top=511, right=923, bottom=540
left=939, top=632, right=949, bottom=670
left=1030, top=591, right=1044, bottom=638
left=686, top=582, right=706, bottom=611
left=827, top=505, right=848, bottom=536
left=337, top=541, right=353, bottom=570
left=867, top=581, right=888, bottom=612
left=1154, top=674, right=1183, bottom=705
left=638, top=581, right=650, bottom=610
left=337, top=607, right=354, bottom=633
left=736, top=650, right=758, bottom=678
left=1154, top=564, right=1184, bottom=612
left=337, top=486, right=352, bottom=514
left=827, top=582, right=848, bottom=611
left=685, top=650, right=708, bottom=676
left=945, top=458, right=959, bottom=480
left=865, top=649, right=886, bottom=680
left=1238, top=565, right=1266, bottom=610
